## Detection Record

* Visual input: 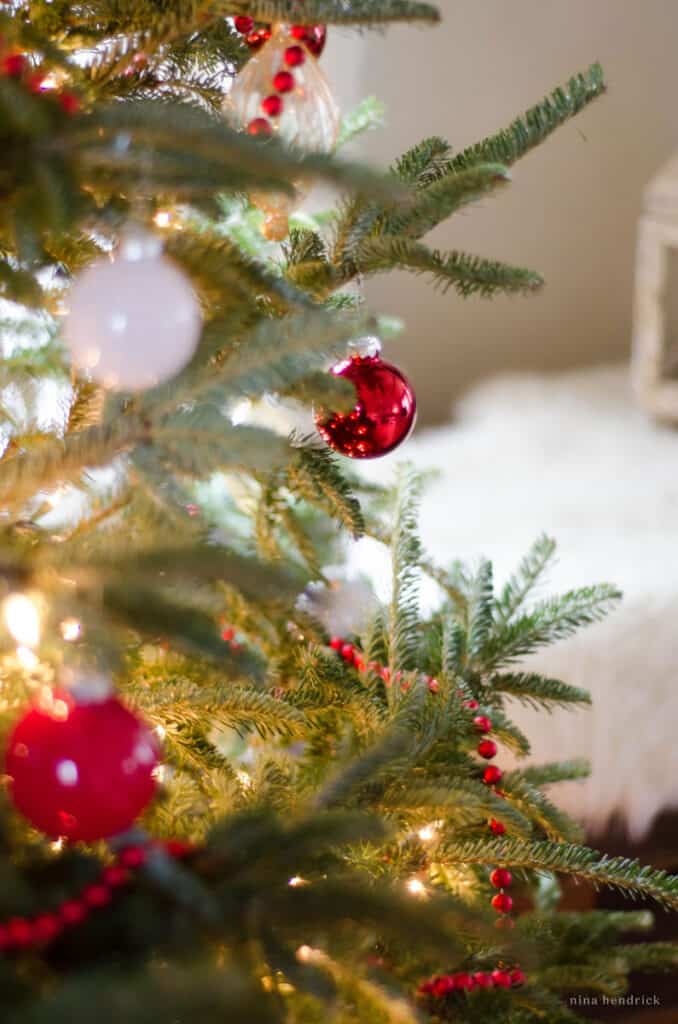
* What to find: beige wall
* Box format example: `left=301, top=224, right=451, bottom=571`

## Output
left=329, top=1, right=678, bottom=423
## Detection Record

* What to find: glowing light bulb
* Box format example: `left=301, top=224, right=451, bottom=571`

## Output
left=406, top=878, right=427, bottom=897
left=16, top=646, right=39, bottom=671
left=60, top=618, right=82, bottom=642
left=288, top=876, right=307, bottom=887
left=418, top=824, right=438, bottom=843
left=4, top=593, right=41, bottom=648
left=236, top=769, right=253, bottom=789
left=296, top=945, right=315, bottom=963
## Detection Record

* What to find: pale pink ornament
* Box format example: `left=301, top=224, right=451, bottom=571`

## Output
left=63, top=228, right=202, bottom=391
left=225, top=24, right=340, bottom=240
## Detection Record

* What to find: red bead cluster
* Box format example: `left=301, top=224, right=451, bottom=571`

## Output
left=472, top=711, right=516, bottom=925
left=327, top=630, right=522, bottom=983
left=418, top=967, right=526, bottom=998
left=232, top=18, right=327, bottom=138
left=0, top=840, right=193, bottom=954
left=0, top=48, right=81, bottom=115
left=330, top=637, right=440, bottom=694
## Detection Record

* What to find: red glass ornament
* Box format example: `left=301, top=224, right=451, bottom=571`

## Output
left=316, top=354, right=416, bottom=459
left=491, top=892, right=513, bottom=913
left=247, top=116, right=272, bottom=137
left=478, top=738, right=498, bottom=760
left=491, top=969, right=513, bottom=988
left=455, top=973, right=475, bottom=992
left=4, top=691, right=160, bottom=842
left=340, top=643, right=355, bottom=661
left=273, top=70, right=295, bottom=93
left=473, top=715, right=492, bottom=733
left=290, top=24, right=328, bottom=57
left=473, top=972, right=493, bottom=988
left=330, top=636, right=343, bottom=651
left=234, top=15, right=254, bottom=34
left=489, top=818, right=506, bottom=836
left=464, top=699, right=479, bottom=710
left=510, top=968, right=526, bottom=987
left=284, top=45, right=306, bottom=67
left=102, top=865, right=131, bottom=888
left=262, top=93, right=283, bottom=117
left=490, top=867, right=513, bottom=888
left=483, top=765, right=503, bottom=785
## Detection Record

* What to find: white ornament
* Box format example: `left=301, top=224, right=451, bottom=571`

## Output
left=63, top=228, right=202, bottom=391
left=225, top=23, right=340, bottom=240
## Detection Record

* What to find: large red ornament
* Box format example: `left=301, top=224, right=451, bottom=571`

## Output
left=290, top=24, right=328, bottom=57
left=4, top=691, right=160, bottom=842
left=316, top=354, right=417, bottom=459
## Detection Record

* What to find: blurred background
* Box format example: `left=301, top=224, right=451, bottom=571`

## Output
left=327, top=0, right=678, bottom=422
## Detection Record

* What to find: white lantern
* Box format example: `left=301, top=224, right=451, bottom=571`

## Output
left=632, top=153, right=678, bottom=421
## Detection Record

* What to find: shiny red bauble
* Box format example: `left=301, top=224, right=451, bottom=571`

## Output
left=316, top=354, right=417, bottom=459
left=478, top=738, right=498, bottom=760
left=4, top=691, right=160, bottom=841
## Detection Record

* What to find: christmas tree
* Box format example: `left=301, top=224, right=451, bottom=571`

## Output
left=0, top=3, right=675, bottom=1022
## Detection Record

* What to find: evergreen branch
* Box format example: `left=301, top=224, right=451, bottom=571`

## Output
left=288, top=443, right=365, bottom=538
left=76, top=100, right=403, bottom=202
left=0, top=416, right=144, bottom=513
left=449, top=64, right=606, bottom=173
left=501, top=777, right=583, bottom=842
left=481, top=584, right=622, bottom=669
left=510, top=760, right=591, bottom=787
left=443, top=838, right=678, bottom=911
left=381, top=163, right=511, bottom=239
left=355, top=238, right=544, bottom=296
left=103, top=584, right=265, bottom=675
left=495, top=534, right=558, bottom=622
left=491, top=671, right=592, bottom=711
left=337, top=97, right=386, bottom=150
left=388, top=466, right=422, bottom=673
left=227, top=1, right=441, bottom=25
left=467, top=560, right=494, bottom=658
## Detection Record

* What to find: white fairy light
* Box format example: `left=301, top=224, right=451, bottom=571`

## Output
left=406, top=878, right=427, bottom=897
left=288, top=875, right=307, bottom=887
left=59, top=617, right=82, bottom=642
left=16, top=646, right=39, bottom=671
left=153, top=210, right=172, bottom=229
left=236, top=769, right=253, bottom=789
left=3, top=593, right=41, bottom=648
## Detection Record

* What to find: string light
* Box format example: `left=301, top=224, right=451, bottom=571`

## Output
left=288, top=875, right=308, bottom=887
left=406, top=878, right=427, bottom=897
left=3, top=593, right=41, bottom=648
left=418, top=824, right=438, bottom=843
left=153, top=210, right=172, bottom=229
left=16, top=646, right=39, bottom=671
left=60, top=618, right=82, bottom=642
left=236, top=769, right=253, bottom=789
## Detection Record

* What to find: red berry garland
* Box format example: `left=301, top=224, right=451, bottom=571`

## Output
left=0, top=841, right=194, bottom=955
left=0, top=48, right=82, bottom=115
left=328, top=636, right=523, bottom=977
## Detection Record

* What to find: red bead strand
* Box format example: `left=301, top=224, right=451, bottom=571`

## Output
left=0, top=840, right=194, bottom=955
